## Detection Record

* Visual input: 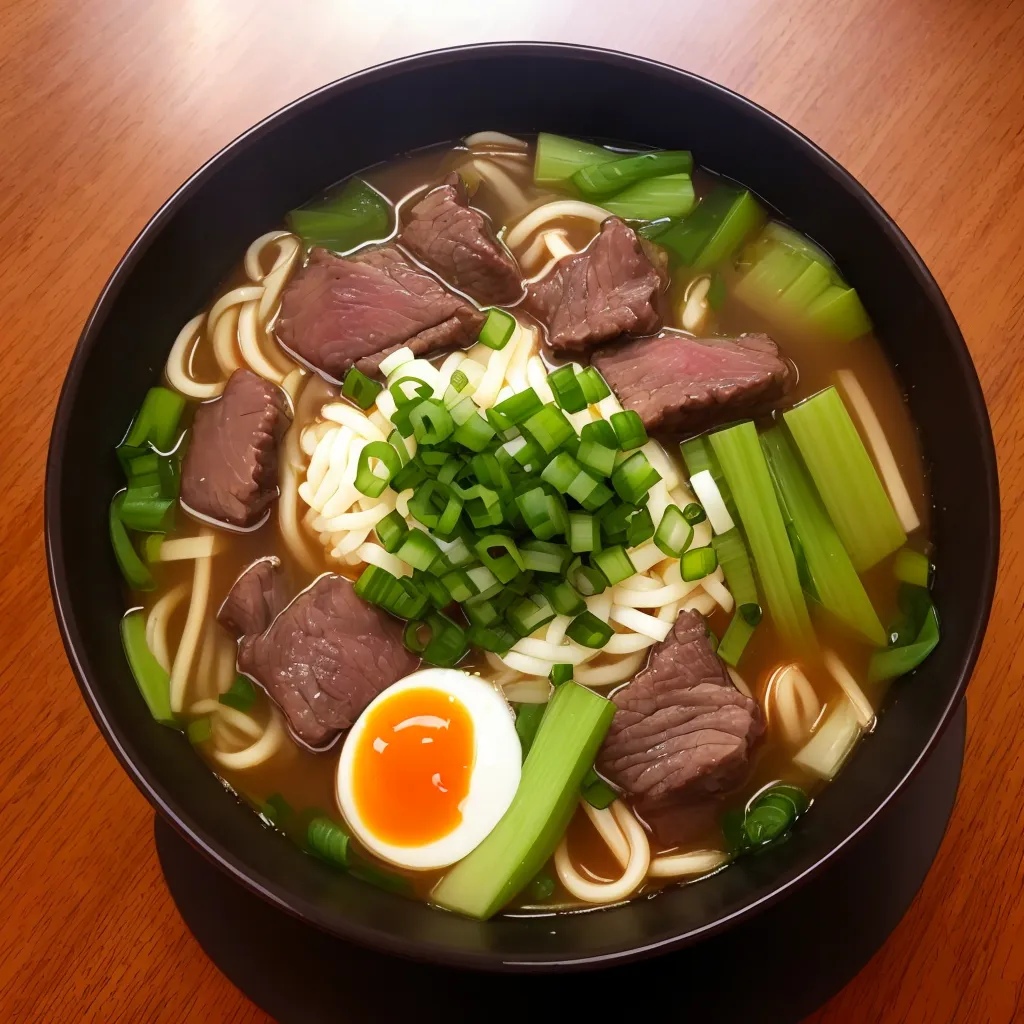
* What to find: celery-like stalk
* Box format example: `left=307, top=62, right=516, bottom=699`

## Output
left=709, top=422, right=816, bottom=652
left=657, top=186, right=764, bottom=269
left=431, top=682, right=614, bottom=919
left=121, top=611, right=176, bottom=727
left=784, top=388, right=906, bottom=572
left=761, top=427, right=886, bottom=645
left=603, top=174, right=696, bottom=220
left=793, top=697, right=861, bottom=780
left=533, top=133, right=617, bottom=187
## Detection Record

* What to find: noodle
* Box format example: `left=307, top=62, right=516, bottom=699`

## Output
left=555, top=800, right=650, bottom=904
left=145, top=582, right=189, bottom=673
left=169, top=536, right=214, bottom=713
left=211, top=709, right=285, bottom=770
left=506, top=200, right=610, bottom=249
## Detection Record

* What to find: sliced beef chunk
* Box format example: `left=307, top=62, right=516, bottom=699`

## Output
left=598, top=610, right=764, bottom=816
left=180, top=369, right=289, bottom=529
left=217, top=557, right=289, bottom=638
left=237, top=574, right=419, bottom=748
left=275, top=246, right=484, bottom=381
left=592, top=331, right=794, bottom=434
left=400, top=173, right=521, bottom=305
left=525, top=217, right=665, bottom=356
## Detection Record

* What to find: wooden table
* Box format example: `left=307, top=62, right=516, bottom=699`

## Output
left=2, top=1, right=1021, bottom=1020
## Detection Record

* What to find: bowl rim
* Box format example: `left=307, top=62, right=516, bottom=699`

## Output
left=45, top=41, right=1000, bottom=971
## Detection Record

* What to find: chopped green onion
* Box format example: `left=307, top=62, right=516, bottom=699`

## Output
left=527, top=873, right=556, bottom=902
left=494, top=388, right=543, bottom=425
left=409, top=399, right=454, bottom=445
left=540, top=451, right=580, bottom=494
left=475, top=534, right=525, bottom=583
left=390, top=460, right=426, bottom=492
left=396, top=528, right=442, bottom=572
left=581, top=420, right=619, bottom=450
left=448, top=395, right=479, bottom=425
left=354, top=441, right=402, bottom=498
left=581, top=774, right=618, bottom=810
left=375, top=509, right=409, bottom=553
left=478, top=307, right=517, bottom=350
left=342, top=367, right=383, bottom=409
left=568, top=512, right=600, bottom=554
left=566, top=611, right=614, bottom=648
left=784, top=387, right=905, bottom=571
left=120, top=610, right=175, bottom=725
left=761, top=427, right=886, bottom=645
left=681, top=546, right=718, bottom=581
left=307, top=816, right=351, bottom=867
left=593, top=545, right=636, bottom=586
left=717, top=613, right=756, bottom=666
left=219, top=675, right=257, bottom=712
left=450, top=369, right=470, bottom=393
left=625, top=506, right=655, bottom=548
left=407, top=479, right=464, bottom=536
left=354, top=564, right=398, bottom=606
left=419, top=573, right=452, bottom=610
left=683, top=502, right=707, bottom=525
left=611, top=451, right=661, bottom=504
left=467, top=622, right=518, bottom=654
left=548, top=365, right=587, bottom=413
left=287, top=177, right=390, bottom=252
left=533, top=133, right=618, bottom=187
left=464, top=592, right=500, bottom=628
left=572, top=150, right=694, bottom=197
left=540, top=580, right=587, bottom=617
left=679, top=436, right=713, bottom=477
left=405, top=612, right=469, bottom=667
left=443, top=535, right=475, bottom=567
left=568, top=556, right=607, bottom=597
left=520, top=539, right=569, bottom=574
left=516, top=485, right=567, bottom=541
left=610, top=410, right=647, bottom=450
left=187, top=718, right=212, bottom=745
left=654, top=505, right=693, bottom=557
left=893, top=548, right=932, bottom=589
left=869, top=599, right=940, bottom=683
left=119, top=485, right=175, bottom=533
left=390, top=376, right=434, bottom=406
left=433, top=681, right=614, bottom=919
left=567, top=469, right=613, bottom=511
left=118, top=386, right=186, bottom=465
left=109, top=495, right=156, bottom=590
left=708, top=272, right=727, bottom=309
left=440, top=570, right=475, bottom=603
left=710, top=422, right=816, bottom=651
left=508, top=593, right=556, bottom=636
left=261, top=793, right=294, bottom=825
left=522, top=403, right=575, bottom=454
left=550, top=663, right=574, bottom=686
left=390, top=576, right=430, bottom=620
left=452, top=411, right=497, bottom=452
left=576, top=367, right=611, bottom=404
left=576, top=440, right=616, bottom=478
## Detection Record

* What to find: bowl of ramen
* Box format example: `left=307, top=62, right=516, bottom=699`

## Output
left=46, top=44, right=998, bottom=969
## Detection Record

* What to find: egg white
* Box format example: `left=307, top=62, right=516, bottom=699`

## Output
left=336, top=668, right=522, bottom=871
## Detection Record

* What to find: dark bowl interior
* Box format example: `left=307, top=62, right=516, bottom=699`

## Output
left=46, top=43, right=998, bottom=971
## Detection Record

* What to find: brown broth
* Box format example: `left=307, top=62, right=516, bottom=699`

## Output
left=136, top=137, right=931, bottom=914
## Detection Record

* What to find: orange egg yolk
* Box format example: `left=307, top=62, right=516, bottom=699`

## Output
left=351, top=687, right=474, bottom=847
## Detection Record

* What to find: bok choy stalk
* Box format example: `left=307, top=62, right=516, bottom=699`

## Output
left=761, top=426, right=886, bottom=645
left=709, top=422, right=816, bottom=652
left=432, top=682, right=614, bottom=919
left=784, top=387, right=906, bottom=572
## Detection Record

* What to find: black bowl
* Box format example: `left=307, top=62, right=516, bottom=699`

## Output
left=45, top=43, right=998, bottom=971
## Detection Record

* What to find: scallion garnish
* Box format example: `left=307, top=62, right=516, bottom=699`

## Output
left=681, top=546, right=718, bottom=581
left=354, top=441, right=402, bottom=498
left=478, top=307, right=517, bottom=350
left=342, top=367, right=384, bottom=409
left=610, top=410, right=648, bottom=451
left=566, top=611, right=614, bottom=648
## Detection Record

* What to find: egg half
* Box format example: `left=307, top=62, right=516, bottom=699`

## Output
left=336, top=667, right=521, bottom=871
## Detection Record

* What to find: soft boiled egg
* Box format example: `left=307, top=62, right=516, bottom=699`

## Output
left=336, top=667, right=521, bottom=871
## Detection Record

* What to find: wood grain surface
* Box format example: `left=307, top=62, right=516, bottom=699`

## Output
left=1, top=1, right=1022, bottom=1021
